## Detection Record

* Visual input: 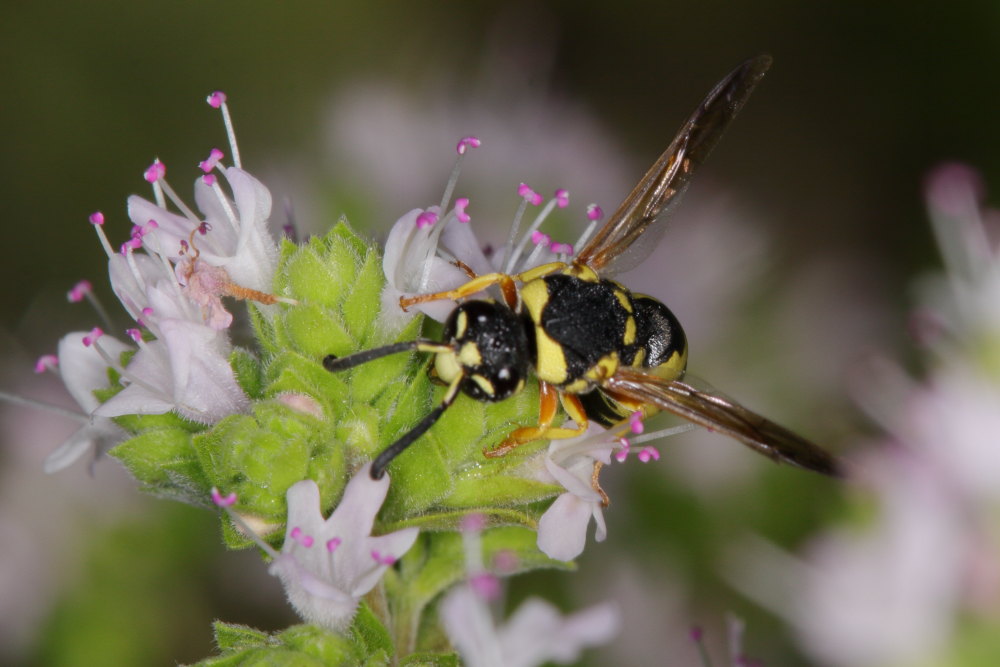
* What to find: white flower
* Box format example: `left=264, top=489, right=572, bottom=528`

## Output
left=42, top=332, right=129, bottom=472
left=262, top=464, right=419, bottom=631
left=440, top=584, right=620, bottom=667
left=535, top=428, right=614, bottom=561
left=126, top=165, right=278, bottom=296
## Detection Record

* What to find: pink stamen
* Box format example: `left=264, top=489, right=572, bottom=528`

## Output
left=555, top=189, right=569, bottom=208
left=455, top=197, right=471, bottom=223
left=371, top=550, right=397, bottom=566
left=550, top=242, right=574, bottom=255
left=586, top=203, right=603, bottom=221
left=689, top=626, right=704, bottom=643
left=145, top=219, right=159, bottom=231
left=88, top=211, right=105, bottom=226
left=199, top=148, right=225, bottom=173
left=638, top=446, right=660, bottom=463
left=531, top=230, right=551, bottom=246
left=517, top=183, right=543, bottom=206
left=415, top=210, right=439, bottom=229
left=67, top=280, right=92, bottom=303
left=289, top=526, right=314, bottom=548
left=82, top=327, right=103, bottom=347
left=492, top=549, right=519, bottom=573
left=202, top=173, right=217, bottom=186
left=455, top=136, right=481, bottom=155
left=144, top=161, right=166, bottom=183
left=120, top=238, right=143, bottom=254
left=125, top=328, right=143, bottom=343
left=34, top=354, right=58, bottom=374
left=615, top=437, right=631, bottom=463
left=470, top=572, right=501, bottom=601
left=211, top=487, right=238, bottom=507
left=207, top=91, right=227, bottom=108
left=460, top=513, right=486, bottom=533
left=629, top=410, right=644, bottom=434
left=326, top=537, right=342, bottom=553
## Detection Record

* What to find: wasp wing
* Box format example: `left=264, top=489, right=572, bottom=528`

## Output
left=575, top=55, right=772, bottom=275
left=604, top=366, right=840, bottom=476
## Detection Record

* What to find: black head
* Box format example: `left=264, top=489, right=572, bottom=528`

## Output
left=436, top=300, right=531, bottom=402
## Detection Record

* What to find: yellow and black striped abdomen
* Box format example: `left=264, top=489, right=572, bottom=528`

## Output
left=578, top=294, right=689, bottom=427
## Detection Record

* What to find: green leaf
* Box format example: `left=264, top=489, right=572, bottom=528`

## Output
left=212, top=621, right=274, bottom=651
left=350, top=603, right=394, bottom=656
left=230, top=347, right=265, bottom=399
left=109, top=428, right=209, bottom=505
left=400, top=653, right=460, bottom=666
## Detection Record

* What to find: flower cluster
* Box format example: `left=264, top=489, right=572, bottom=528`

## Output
left=12, top=93, right=696, bottom=664
left=734, top=163, right=1000, bottom=666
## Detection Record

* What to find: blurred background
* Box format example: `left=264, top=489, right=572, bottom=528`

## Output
left=3, top=1, right=1000, bottom=665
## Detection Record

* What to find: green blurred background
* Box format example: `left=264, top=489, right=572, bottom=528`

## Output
left=2, top=1, right=999, bottom=665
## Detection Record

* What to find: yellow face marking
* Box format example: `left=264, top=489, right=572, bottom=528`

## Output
left=458, top=342, right=482, bottom=367
left=471, top=374, right=494, bottom=396
left=454, top=310, right=468, bottom=338
left=623, top=316, right=636, bottom=345
left=433, top=350, right=462, bottom=384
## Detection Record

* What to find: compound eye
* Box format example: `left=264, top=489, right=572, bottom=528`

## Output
left=489, top=365, right=524, bottom=399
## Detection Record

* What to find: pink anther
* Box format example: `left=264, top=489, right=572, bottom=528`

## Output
left=202, top=173, right=217, bottom=186
left=550, top=242, right=574, bottom=255
left=67, top=280, right=92, bottom=303
left=144, top=161, right=166, bottom=183
left=638, top=446, right=660, bottom=463
left=34, top=354, right=58, bottom=374
left=531, top=230, right=551, bottom=246
left=326, top=537, right=342, bottom=553
left=88, top=211, right=105, bottom=226
left=290, top=526, right=314, bottom=548
left=470, top=573, right=501, bottom=601
left=211, top=487, right=238, bottom=507
left=555, top=189, right=569, bottom=208
left=460, top=513, right=486, bottom=533
left=199, top=148, right=225, bottom=173
left=455, top=136, right=481, bottom=155
left=455, top=197, right=471, bottom=223
left=415, top=210, right=439, bottom=229
left=371, top=550, right=396, bottom=566
left=125, top=328, right=143, bottom=343
left=629, top=410, right=644, bottom=434
left=517, top=183, right=543, bottom=206
left=615, top=437, right=631, bottom=463
left=207, top=91, right=227, bottom=108
left=586, top=203, right=603, bottom=221
left=82, top=327, right=103, bottom=347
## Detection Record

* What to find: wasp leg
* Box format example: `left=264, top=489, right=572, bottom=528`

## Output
left=484, top=383, right=589, bottom=458
left=591, top=461, right=609, bottom=508
left=399, top=262, right=567, bottom=312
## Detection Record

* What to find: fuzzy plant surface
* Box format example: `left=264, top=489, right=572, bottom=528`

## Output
left=26, top=92, right=627, bottom=666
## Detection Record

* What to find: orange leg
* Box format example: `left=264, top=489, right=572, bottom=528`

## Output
left=484, top=382, right=589, bottom=458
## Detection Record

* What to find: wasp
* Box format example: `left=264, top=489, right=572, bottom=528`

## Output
left=325, top=55, right=840, bottom=480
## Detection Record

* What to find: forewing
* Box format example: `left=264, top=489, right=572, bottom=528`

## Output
left=575, top=55, right=772, bottom=275
left=604, top=367, right=840, bottom=476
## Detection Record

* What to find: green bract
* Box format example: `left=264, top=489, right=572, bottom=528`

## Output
left=108, top=220, right=568, bottom=661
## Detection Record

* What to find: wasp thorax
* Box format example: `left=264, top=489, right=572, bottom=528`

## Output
left=435, top=300, right=531, bottom=402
